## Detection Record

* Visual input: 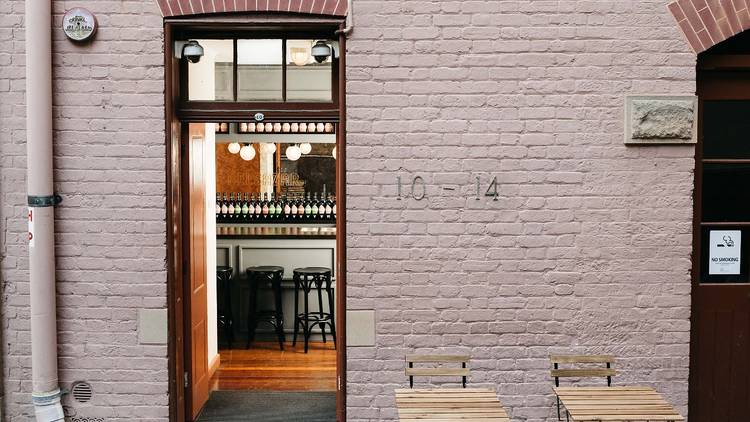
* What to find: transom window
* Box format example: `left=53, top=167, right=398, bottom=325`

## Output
left=186, top=38, right=334, bottom=104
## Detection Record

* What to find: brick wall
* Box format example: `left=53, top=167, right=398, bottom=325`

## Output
left=0, top=1, right=168, bottom=420
left=344, top=1, right=695, bottom=421
left=0, top=0, right=697, bottom=421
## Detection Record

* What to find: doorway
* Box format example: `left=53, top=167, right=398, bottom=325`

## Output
left=690, top=33, right=750, bottom=421
left=166, top=18, right=347, bottom=422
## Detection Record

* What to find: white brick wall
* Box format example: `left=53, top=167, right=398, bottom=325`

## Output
left=0, top=0, right=696, bottom=421
left=344, top=1, right=695, bottom=421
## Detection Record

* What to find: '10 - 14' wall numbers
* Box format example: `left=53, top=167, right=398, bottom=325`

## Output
left=396, top=175, right=499, bottom=201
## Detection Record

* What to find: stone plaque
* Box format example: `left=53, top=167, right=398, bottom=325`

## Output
left=625, top=95, right=697, bottom=145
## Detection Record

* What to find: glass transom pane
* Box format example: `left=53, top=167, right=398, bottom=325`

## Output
left=188, top=39, right=234, bottom=101
left=237, top=39, right=283, bottom=102
left=286, top=40, right=333, bottom=103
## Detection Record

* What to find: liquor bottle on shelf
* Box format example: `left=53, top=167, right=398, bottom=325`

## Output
left=254, top=193, right=262, bottom=219
left=241, top=193, right=249, bottom=220
left=275, top=194, right=283, bottom=218
left=332, top=195, right=336, bottom=219
left=317, top=193, right=326, bottom=218
left=283, top=195, right=291, bottom=219
left=304, top=192, right=312, bottom=219
left=310, top=192, right=318, bottom=218
left=216, top=193, right=221, bottom=217
left=290, top=195, right=298, bottom=220
left=271, top=193, right=279, bottom=219
left=261, top=193, right=269, bottom=218
left=297, top=193, right=305, bottom=220
left=221, top=192, right=228, bottom=217
left=228, top=193, right=235, bottom=218
left=325, top=193, right=333, bottom=219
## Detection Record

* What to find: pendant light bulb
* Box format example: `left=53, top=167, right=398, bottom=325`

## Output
left=300, top=142, right=312, bottom=154
left=332, top=146, right=337, bottom=159
left=240, top=144, right=256, bottom=161
left=286, top=145, right=302, bottom=161
left=228, top=142, right=241, bottom=154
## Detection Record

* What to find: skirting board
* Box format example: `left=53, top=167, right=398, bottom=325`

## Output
left=209, top=354, right=221, bottom=379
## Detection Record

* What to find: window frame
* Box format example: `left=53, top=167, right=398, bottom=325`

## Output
left=175, top=27, right=340, bottom=119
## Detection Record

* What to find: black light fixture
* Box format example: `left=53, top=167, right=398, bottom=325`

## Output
left=182, top=40, right=204, bottom=63
left=311, top=40, right=331, bottom=63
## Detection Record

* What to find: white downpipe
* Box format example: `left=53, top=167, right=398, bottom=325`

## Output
left=25, top=1, right=64, bottom=421
left=335, top=0, right=354, bottom=35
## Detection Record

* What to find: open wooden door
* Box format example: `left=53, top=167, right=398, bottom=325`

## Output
left=184, top=128, right=210, bottom=420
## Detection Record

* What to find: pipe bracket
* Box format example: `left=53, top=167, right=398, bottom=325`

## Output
left=28, top=194, right=62, bottom=207
left=31, top=388, right=63, bottom=405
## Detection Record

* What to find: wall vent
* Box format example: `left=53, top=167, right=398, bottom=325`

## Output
left=71, top=381, right=93, bottom=403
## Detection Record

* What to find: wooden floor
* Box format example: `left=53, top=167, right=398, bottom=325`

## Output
left=210, top=341, right=336, bottom=392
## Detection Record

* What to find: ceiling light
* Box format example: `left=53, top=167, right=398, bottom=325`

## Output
left=228, top=142, right=241, bottom=154
left=300, top=143, right=312, bottom=154
left=240, top=144, right=256, bottom=161
left=286, top=145, right=302, bottom=161
left=332, top=146, right=336, bottom=159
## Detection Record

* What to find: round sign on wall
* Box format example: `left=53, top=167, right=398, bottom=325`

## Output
left=62, top=8, right=97, bottom=42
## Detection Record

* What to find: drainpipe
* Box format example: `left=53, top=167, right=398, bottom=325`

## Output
left=335, top=0, right=354, bottom=35
left=25, top=1, right=65, bottom=421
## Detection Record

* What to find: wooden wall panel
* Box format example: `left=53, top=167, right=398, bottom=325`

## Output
left=215, top=144, right=261, bottom=195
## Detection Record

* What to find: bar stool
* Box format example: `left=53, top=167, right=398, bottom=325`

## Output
left=216, top=266, right=234, bottom=348
left=245, top=266, right=285, bottom=351
left=292, top=267, right=336, bottom=353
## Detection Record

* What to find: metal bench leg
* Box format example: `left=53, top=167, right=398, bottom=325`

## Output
left=557, top=396, right=562, bottom=421
left=462, top=362, right=466, bottom=388
left=409, top=362, right=413, bottom=388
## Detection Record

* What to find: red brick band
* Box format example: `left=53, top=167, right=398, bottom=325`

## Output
left=669, top=0, right=750, bottom=53
left=156, top=0, right=347, bottom=17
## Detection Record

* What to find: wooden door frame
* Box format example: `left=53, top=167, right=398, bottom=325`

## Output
left=689, top=54, right=750, bottom=419
left=164, top=17, right=348, bottom=422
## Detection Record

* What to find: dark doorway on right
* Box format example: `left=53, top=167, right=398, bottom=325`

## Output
left=691, top=30, right=750, bottom=421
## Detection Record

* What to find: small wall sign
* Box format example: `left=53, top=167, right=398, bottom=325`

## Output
left=62, top=8, right=97, bottom=42
left=709, top=230, right=741, bottom=275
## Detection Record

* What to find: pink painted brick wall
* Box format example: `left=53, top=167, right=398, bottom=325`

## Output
left=344, top=1, right=695, bottom=421
left=0, top=0, right=697, bottom=421
left=0, top=1, right=168, bottom=420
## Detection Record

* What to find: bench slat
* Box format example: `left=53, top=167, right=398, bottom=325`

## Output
left=550, top=355, right=615, bottom=364
left=406, top=368, right=471, bottom=377
left=407, top=354, right=470, bottom=363
left=551, top=368, right=617, bottom=378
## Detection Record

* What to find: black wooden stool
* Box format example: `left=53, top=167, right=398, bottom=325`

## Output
left=216, top=266, right=234, bottom=348
left=246, top=266, right=285, bottom=351
left=292, top=267, right=336, bottom=353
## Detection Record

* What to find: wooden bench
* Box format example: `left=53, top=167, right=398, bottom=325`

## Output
left=405, top=354, right=470, bottom=388
left=395, top=388, right=510, bottom=421
left=550, top=355, right=617, bottom=420
left=553, top=386, right=684, bottom=421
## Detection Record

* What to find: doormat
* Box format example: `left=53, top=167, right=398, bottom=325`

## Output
left=196, top=391, right=336, bottom=422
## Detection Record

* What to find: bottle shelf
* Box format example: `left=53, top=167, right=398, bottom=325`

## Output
left=216, top=214, right=335, bottom=224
